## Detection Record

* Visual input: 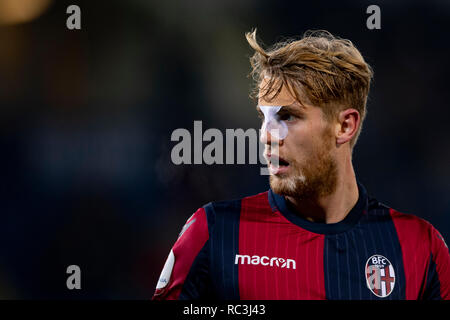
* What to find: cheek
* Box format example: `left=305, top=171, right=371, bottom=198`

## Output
left=284, top=122, right=315, bottom=149
left=283, top=122, right=332, bottom=162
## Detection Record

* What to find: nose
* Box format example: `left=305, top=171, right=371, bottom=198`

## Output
left=260, top=128, right=282, bottom=146
left=260, top=127, right=268, bottom=145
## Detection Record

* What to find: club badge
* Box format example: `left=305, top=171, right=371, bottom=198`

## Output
left=365, top=254, right=395, bottom=298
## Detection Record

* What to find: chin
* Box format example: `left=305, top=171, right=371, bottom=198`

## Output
left=269, top=173, right=307, bottom=197
left=269, top=168, right=337, bottom=199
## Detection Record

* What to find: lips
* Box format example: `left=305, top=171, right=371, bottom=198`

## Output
left=265, top=153, right=290, bottom=175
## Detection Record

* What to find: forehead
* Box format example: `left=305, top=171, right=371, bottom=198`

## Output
left=257, top=77, right=297, bottom=107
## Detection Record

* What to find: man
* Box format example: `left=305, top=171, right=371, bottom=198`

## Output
left=152, top=30, right=450, bottom=300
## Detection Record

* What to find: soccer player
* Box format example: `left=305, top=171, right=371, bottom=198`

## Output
left=152, top=30, right=450, bottom=300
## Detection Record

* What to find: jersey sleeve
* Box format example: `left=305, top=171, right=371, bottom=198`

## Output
left=152, top=207, right=212, bottom=300
left=423, top=225, right=450, bottom=300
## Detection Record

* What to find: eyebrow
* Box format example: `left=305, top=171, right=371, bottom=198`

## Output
left=279, top=104, right=305, bottom=115
left=256, top=103, right=306, bottom=115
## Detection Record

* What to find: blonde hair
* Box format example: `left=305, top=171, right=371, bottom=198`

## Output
left=246, top=29, right=373, bottom=149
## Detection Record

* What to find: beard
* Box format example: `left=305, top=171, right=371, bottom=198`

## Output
left=268, top=129, right=338, bottom=200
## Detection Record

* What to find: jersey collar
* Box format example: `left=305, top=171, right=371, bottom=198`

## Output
left=268, top=181, right=368, bottom=235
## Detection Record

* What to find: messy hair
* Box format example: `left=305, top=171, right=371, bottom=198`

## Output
left=246, top=29, right=373, bottom=149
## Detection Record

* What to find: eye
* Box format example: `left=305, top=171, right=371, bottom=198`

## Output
left=279, top=113, right=296, bottom=122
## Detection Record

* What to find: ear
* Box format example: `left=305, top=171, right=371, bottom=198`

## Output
left=335, top=109, right=360, bottom=145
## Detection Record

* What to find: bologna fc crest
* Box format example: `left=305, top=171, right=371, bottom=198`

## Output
left=365, top=254, right=395, bottom=298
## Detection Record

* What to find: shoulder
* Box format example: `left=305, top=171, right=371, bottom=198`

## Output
left=388, top=207, right=436, bottom=240
left=368, top=197, right=431, bottom=229
left=201, top=191, right=270, bottom=225
left=369, top=197, right=446, bottom=250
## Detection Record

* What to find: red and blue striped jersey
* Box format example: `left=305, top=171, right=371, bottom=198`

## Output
left=152, top=183, right=450, bottom=300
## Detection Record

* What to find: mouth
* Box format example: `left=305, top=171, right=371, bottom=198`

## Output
left=266, top=154, right=290, bottom=175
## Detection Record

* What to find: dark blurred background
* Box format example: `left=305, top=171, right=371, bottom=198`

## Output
left=0, top=0, right=449, bottom=299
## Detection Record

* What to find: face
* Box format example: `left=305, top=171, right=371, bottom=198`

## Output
left=258, top=80, right=338, bottom=199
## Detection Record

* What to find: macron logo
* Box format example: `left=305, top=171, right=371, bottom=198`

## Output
left=235, top=254, right=296, bottom=270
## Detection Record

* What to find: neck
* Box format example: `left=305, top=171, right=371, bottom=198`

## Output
left=285, top=159, right=359, bottom=224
